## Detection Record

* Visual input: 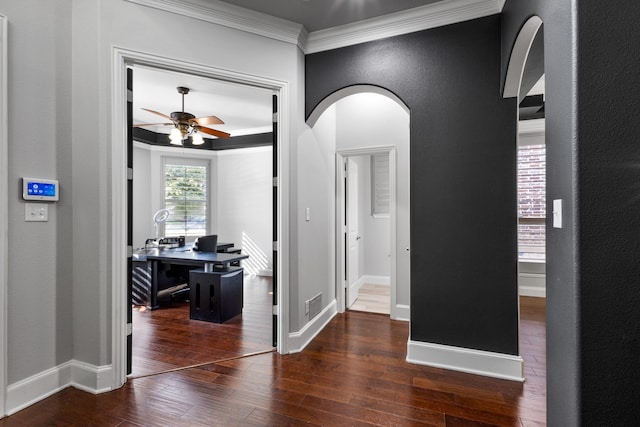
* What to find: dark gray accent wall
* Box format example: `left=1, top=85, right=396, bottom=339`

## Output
left=306, top=16, right=519, bottom=355
left=502, top=0, right=640, bottom=425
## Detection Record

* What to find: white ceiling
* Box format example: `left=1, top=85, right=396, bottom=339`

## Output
left=217, top=0, right=443, bottom=32
left=133, top=66, right=273, bottom=137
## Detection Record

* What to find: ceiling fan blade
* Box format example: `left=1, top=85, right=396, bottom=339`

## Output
left=133, top=122, right=172, bottom=128
left=197, top=126, right=230, bottom=139
left=191, top=115, right=224, bottom=126
left=141, top=108, right=174, bottom=122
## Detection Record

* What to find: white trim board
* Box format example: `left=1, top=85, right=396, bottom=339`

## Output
left=407, top=340, right=524, bottom=382
left=288, top=300, right=338, bottom=354
left=125, top=0, right=505, bottom=54
left=5, top=361, right=113, bottom=416
left=306, top=0, right=505, bottom=53
left=111, top=47, right=291, bottom=391
left=519, top=273, right=546, bottom=298
left=0, top=13, right=8, bottom=418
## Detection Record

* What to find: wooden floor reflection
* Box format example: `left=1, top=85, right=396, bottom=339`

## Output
left=1, top=296, right=546, bottom=426
left=131, top=274, right=274, bottom=377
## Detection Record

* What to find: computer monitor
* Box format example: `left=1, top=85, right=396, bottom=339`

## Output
left=194, top=235, right=218, bottom=252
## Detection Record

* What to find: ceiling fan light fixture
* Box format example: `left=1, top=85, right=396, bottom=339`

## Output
left=169, top=127, right=183, bottom=145
left=191, top=131, right=204, bottom=145
left=138, top=86, right=229, bottom=145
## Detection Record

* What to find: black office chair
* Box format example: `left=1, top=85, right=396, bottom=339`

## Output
left=194, top=234, right=218, bottom=252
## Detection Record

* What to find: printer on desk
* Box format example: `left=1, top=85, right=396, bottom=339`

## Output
left=144, top=235, right=185, bottom=250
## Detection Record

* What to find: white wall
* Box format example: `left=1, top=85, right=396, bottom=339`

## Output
left=294, top=105, right=337, bottom=330
left=214, top=147, right=273, bottom=275
left=357, top=156, right=391, bottom=278
left=1, top=0, right=74, bottom=386
left=1, top=0, right=304, bottom=412
left=133, top=144, right=152, bottom=247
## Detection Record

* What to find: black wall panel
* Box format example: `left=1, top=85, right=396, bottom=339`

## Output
left=504, top=0, right=640, bottom=425
left=306, top=15, right=519, bottom=355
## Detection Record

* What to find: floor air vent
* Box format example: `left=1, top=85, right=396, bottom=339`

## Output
left=309, top=293, right=322, bottom=320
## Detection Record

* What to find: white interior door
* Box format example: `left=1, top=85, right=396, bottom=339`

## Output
left=346, top=158, right=360, bottom=307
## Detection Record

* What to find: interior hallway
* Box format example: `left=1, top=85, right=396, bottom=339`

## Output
left=0, top=296, right=546, bottom=426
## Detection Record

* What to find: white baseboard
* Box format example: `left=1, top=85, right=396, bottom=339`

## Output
left=256, top=269, right=273, bottom=277
left=287, top=299, right=338, bottom=353
left=392, top=304, right=410, bottom=322
left=406, top=340, right=524, bottom=382
left=519, top=273, right=546, bottom=298
left=6, top=360, right=113, bottom=415
left=362, top=275, right=390, bottom=285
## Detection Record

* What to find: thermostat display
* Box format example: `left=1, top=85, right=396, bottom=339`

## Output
left=22, top=178, right=59, bottom=201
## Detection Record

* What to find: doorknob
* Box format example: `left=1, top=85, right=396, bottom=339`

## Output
left=356, top=235, right=361, bottom=240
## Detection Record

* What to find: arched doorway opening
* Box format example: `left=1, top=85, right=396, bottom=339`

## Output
left=308, top=86, right=411, bottom=321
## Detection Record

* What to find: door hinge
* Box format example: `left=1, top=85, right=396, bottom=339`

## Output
left=127, top=89, right=133, bottom=103
left=126, top=322, right=132, bottom=336
left=272, top=112, right=278, bottom=123
left=127, top=167, right=133, bottom=181
left=273, top=241, right=278, bottom=251
left=272, top=305, right=279, bottom=316
left=127, top=245, right=133, bottom=257
left=272, top=177, right=279, bottom=187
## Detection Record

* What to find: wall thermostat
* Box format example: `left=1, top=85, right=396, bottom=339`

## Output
left=22, top=177, right=59, bottom=201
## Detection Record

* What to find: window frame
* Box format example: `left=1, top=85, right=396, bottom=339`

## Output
left=371, top=153, right=390, bottom=218
left=161, top=156, right=211, bottom=239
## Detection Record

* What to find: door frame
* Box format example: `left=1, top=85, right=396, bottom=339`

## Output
left=335, top=147, right=397, bottom=316
left=0, top=13, right=7, bottom=417
left=110, top=47, right=290, bottom=388
left=345, top=157, right=360, bottom=308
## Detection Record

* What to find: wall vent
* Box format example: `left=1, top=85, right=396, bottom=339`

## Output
left=309, top=293, right=322, bottom=320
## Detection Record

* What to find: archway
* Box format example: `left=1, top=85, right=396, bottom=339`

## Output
left=307, top=85, right=411, bottom=321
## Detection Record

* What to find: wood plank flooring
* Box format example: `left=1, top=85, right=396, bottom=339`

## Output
left=0, top=294, right=546, bottom=426
left=350, top=283, right=390, bottom=315
left=131, top=274, right=274, bottom=377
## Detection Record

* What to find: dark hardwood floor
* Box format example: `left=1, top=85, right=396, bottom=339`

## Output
left=0, top=292, right=546, bottom=426
left=131, top=274, right=275, bottom=377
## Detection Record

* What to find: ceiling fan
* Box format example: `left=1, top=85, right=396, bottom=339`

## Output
left=135, top=86, right=230, bottom=145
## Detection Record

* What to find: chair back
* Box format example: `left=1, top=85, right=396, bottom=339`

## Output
left=194, top=235, right=218, bottom=252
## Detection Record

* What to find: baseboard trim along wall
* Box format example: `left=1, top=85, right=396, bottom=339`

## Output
left=406, top=340, right=525, bottom=382
left=518, top=273, right=546, bottom=298
left=361, top=275, right=389, bottom=285
left=288, top=299, right=338, bottom=353
left=6, top=360, right=112, bottom=415
left=394, top=304, right=410, bottom=322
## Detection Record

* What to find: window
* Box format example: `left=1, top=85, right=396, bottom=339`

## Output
left=371, top=153, right=390, bottom=216
left=163, top=158, right=208, bottom=238
left=518, top=143, right=545, bottom=261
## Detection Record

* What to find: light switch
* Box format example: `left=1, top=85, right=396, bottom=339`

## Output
left=553, top=199, right=563, bottom=228
left=25, top=203, right=48, bottom=222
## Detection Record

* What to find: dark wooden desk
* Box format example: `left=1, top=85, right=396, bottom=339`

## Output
left=132, top=244, right=248, bottom=309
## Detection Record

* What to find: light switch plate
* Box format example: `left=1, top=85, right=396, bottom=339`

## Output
left=25, top=203, right=48, bottom=222
left=553, top=199, right=563, bottom=228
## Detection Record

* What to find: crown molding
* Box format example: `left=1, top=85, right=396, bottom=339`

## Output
left=125, top=0, right=505, bottom=54
left=125, top=0, right=306, bottom=50
left=304, top=0, right=505, bottom=53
